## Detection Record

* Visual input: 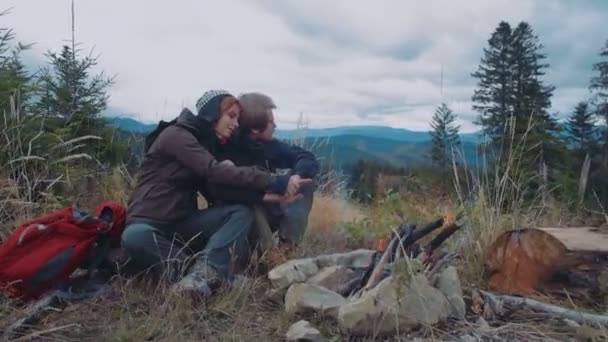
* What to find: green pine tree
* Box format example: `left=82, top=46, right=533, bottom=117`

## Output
left=510, top=22, right=561, bottom=180
left=429, top=103, right=461, bottom=171
left=0, top=12, right=33, bottom=116
left=32, top=43, right=133, bottom=169
left=589, top=39, right=608, bottom=207
left=35, top=45, right=114, bottom=126
left=472, top=21, right=563, bottom=202
left=472, top=21, right=514, bottom=148
left=590, top=39, right=608, bottom=167
left=566, top=102, right=598, bottom=161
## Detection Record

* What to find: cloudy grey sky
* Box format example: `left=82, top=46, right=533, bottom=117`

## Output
left=3, top=0, right=607, bottom=132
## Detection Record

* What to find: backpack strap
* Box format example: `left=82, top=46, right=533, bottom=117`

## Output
left=144, top=119, right=177, bottom=153
left=85, top=235, right=112, bottom=278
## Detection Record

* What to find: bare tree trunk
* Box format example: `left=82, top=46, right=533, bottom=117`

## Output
left=578, top=153, right=591, bottom=206
left=540, top=160, right=548, bottom=205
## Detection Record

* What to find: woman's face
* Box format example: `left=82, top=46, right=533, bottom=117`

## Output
left=214, top=103, right=240, bottom=140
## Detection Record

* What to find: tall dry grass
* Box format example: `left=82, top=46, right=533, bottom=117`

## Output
left=0, top=96, right=107, bottom=237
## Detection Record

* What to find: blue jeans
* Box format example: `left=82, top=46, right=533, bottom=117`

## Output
left=121, top=205, right=253, bottom=281
left=266, top=184, right=315, bottom=245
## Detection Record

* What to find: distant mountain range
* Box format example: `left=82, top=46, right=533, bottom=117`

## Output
left=108, top=117, right=158, bottom=134
left=107, top=116, right=483, bottom=168
left=108, top=117, right=483, bottom=142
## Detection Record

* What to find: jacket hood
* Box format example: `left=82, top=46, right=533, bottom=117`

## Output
left=176, top=107, right=202, bottom=131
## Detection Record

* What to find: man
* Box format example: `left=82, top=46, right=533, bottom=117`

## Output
left=122, top=90, right=310, bottom=297
left=204, top=92, right=319, bottom=252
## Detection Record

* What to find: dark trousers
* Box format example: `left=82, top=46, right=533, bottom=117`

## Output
left=121, top=205, right=253, bottom=282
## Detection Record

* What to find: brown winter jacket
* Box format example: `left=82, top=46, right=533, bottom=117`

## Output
left=126, top=108, right=288, bottom=224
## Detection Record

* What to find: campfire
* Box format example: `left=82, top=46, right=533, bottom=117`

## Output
left=267, top=214, right=468, bottom=338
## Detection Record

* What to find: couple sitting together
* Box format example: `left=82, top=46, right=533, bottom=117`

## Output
left=120, top=90, right=319, bottom=298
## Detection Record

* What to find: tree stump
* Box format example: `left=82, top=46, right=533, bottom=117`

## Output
left=486, top=227, right=608, bottom=309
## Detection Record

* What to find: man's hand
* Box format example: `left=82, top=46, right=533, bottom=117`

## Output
left=286, top=175, right=313, bottom=196
left=286, top=175, right=301, bottom=196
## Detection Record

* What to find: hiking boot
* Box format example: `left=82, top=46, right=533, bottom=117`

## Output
left=171, top=261, right=221, bottom=298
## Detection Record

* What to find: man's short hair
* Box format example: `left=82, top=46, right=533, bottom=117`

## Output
left=238, top=92, right=276, bottom=133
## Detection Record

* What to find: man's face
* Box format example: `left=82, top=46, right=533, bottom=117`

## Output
left=255, top=110, right=275, bottom=142
left=214, top=103, right=240, bottom=140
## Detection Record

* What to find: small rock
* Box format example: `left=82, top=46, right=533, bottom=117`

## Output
left=562, top=318, right=581, bottom=329
left=338, top=274, right=451, bottom=336
left=285, top=283, right=347, bottom=319
left=286, top=320, right=322, bottom=342
left=435, top=266, right=466, bottom=320
left=307, top=266, right=357, bottom=293
left=268, top=258, right=319, bottom=290
left=314, top=249, right=375, bottom=269
left=576, top=325, right=605, bottom=341
left=459, top=334, right=480, bottom=342
left=264, top=287, right=287, bottom=304
left=475, top=317, right=490, bottom=331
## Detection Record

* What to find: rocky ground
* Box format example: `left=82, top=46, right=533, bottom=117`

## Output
left=270, top=249, right=607, bottom=341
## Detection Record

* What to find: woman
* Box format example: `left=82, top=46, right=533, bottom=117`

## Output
left=122, top=90, right=309, bottom=297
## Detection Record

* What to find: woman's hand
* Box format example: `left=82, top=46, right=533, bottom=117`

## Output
left=263, top=193, right=303, bottom=205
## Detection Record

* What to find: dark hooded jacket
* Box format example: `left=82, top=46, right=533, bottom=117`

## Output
left=127, top=102, right=289, bottom=224
left=202, top=132, right=320, bottom=206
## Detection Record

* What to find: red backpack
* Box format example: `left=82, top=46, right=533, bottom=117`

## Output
left=0, top=201, right=126, bottom=300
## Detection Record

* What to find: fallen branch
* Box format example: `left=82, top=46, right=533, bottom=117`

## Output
left=410, top=217, right=445, bottom=242
left=362, top=238, right=397, bottom=290
left=1, top=292, right=59, bottom=340
left=480, top=290, right=608, bottom=328
left=423, top=221, right=462, bottom=256
left=14, top=323, right=80, bottom=341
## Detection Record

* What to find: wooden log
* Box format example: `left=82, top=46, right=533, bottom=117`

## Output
left=486, top=228, right=608, bottom=308
left=480, top=290, right=608, bottom=328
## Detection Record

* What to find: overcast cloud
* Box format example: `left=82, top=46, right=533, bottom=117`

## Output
left=3, top=0, right=607, bottom=132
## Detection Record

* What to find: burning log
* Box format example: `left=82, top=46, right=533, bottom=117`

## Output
left=347, top=214, right=464, bottom=299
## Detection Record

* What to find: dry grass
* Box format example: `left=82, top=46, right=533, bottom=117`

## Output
left=3, top=280, right=595, bottom=341
left=300, top=193, right=366, bottom=255
left=1, top=277, right=291, bottom=341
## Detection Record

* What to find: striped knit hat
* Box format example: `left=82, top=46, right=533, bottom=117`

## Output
left=195, top=89, right=237, bottom=122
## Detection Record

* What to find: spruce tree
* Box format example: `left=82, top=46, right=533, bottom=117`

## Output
left=510, top=22, right=560, bottom=177
left=35, top=45, right=114, bottom=125
left=590, top=39, right=608, bottom=167
left=471, top=21, right=514, bottom=147
left=566, top=101, right=597, bottom=160
left=472, top=21, right=563, bottom=201
left=589, top=39, right=608, bottom=207
left=430, top=103, right=461, bottom=170
left=0, top=13, right=33, bottom=115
